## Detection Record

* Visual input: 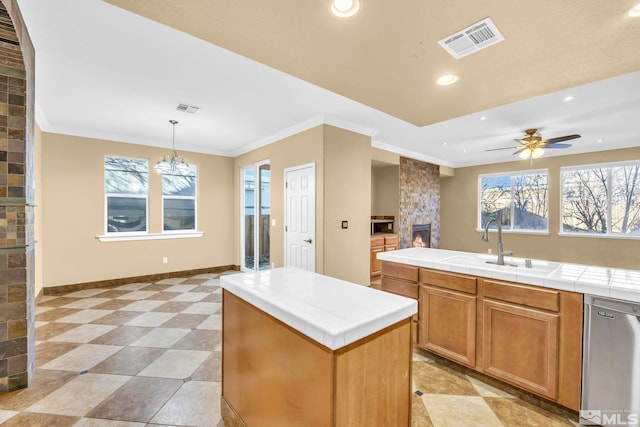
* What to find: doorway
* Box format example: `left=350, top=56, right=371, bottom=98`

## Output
left=241, top=161, right=270, bottom=271
left=285, top=163, right=316, bottom=272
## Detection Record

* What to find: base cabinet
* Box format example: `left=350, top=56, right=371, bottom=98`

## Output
left=481, top=299, right=558, bottom=399
left=371, top=235, right=398, bottom=277
left=379, top=261, right=583, bottom=411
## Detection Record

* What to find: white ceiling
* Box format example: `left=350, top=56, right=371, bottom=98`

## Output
left=17, top=0, right=640, bottom=168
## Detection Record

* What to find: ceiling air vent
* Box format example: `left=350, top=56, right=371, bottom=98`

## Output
left=176, top=103, right=201, bottom=114
left=438, top=17, right=504, bottom=59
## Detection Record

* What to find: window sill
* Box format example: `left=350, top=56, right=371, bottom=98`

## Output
left=96, top=231, right=204, bottom=242
left=475, top=229, right=550, bottom=236
left=557, top=232, right=640, bottom=240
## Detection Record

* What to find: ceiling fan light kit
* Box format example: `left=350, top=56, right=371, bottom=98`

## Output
left=486, top=128, right=581, bottom=163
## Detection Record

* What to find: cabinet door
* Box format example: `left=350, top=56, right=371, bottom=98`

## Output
left=370, top=245, right=384, bottom=276
left=481, top=299, right=559, bottom=400
left=419, top=286, right=476, bottom=368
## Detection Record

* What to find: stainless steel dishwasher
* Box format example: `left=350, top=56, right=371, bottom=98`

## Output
left=582, top=295, right=640, bottom=426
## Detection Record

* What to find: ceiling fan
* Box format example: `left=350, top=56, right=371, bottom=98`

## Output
left=487, top=128, right=581, bottom=163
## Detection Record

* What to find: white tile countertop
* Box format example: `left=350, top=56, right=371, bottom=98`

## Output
left=378, top=247, right=640, bottom=303
left=220, top=267, right=417, bottom=351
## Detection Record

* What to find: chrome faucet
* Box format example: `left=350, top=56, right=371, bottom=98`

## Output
left=481, top=218, right=512, bottom=265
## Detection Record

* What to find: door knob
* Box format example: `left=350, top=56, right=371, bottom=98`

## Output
left=303, top=238, right=313, bottom=244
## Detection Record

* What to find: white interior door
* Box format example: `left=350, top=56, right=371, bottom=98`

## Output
left=285, top=163, right=315, bottom=271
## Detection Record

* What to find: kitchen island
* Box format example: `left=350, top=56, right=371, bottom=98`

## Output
left=220, top=267, right=417, bottom=427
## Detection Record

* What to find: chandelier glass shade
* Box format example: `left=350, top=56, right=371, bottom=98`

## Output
left=154, top=120, right=191, bottom=175
left=518, top=146, right=544, bottom=160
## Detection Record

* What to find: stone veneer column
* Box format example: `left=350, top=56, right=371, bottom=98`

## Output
left=0, top=1, right=35, bottom=394
left=399, top=157, right=440, bottom=249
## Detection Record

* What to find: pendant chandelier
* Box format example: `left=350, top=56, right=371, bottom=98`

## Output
left=153, top=119, right=191, bottom=175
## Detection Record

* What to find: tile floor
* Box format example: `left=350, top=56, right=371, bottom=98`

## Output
left=0, top=272, right=581, bottom=426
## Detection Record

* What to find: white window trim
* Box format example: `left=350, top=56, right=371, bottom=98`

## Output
left=478, top=168, right=549, bottom=232
left=560, top=160, right=640, bottom=238
left=96, top=231, right=204, bottom=242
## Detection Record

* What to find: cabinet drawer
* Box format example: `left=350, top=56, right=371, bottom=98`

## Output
left=381, top=277, right=418, bottom=299
left=420, top=269, right=477, bottom=294
left=384, top=235, right=398, bottom=245
left=483, top=279, right=559, bottom=312
left=371, top=236, right=385, bottom=247
left=381, top=262, right=418, bottom=282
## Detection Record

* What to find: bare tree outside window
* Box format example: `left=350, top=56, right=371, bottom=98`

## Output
left=563, top=163, right=640, bottom=235
left=480, top=171, right=548, bottom=231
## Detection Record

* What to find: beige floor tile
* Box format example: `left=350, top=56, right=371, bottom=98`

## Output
left=484, top=397, right=575, bottom=427
left=90, top=326, right=153, bottom=346
left=125, top=312, right=177, bottom=327
left=73, top=418, right=146, bottom=427
left=61, top=298, right=112, bottom=309
left=138, top=349, right=210, bottom=379
left=55, top=309, right=114, bottom=324
left=0, top=412, right=80, bottom=427
left=159, top=313, right=209, bottom=329
left=422, top=394, right=503, bottom=427
left=151, top=381, right=221, bottom=427
left=0, top=370, right=79, bottom=411
left=41, top=344, right=123, bottom=372
left=413, top=361, right=479, bottom=396
left=411, top=393, right=433, bottom=427
left=35, top=306, right=54, bottom=315
left=119, top=300, right=166, bottom=312
left=90, top=311, right=142, bottom=326
left=130, top=328, right=190, bottom=348
left=173, top=330, right=220, bottom=352
left=115, top=282, right=153, bottom=291
left=182, top=302, right=221, bottom=315
left=34, top=342, right=82, bottom=366
left=90, top=347, right=166, bottom=376
left=86, top=377, right=182, bottom=423
left=467, top=375, right=514, bottom=398
left=0, top=410, right=19, bottom=423
left=171, top=292, right=208, bottom=302
left=163, top=284, right=198, bottom=293
left=196, top=314, right=221, bottom=330
left=191, top=273, right=219, bottom=279
left=115, top=290, right=158, bottom=301
left=190, top=351, right=221, bottom=382
left=49, top=324, right=117, bottom=343
left=26, top=373, right=130, bottom=416
left=65, top=289, right=110, bottom=298
left=35, top=322, right=80, bottom=341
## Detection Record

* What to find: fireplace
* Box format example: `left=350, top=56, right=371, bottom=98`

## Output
left=411, top=224, right=431, bottom=248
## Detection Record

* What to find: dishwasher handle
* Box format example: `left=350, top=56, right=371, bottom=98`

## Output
left=586, top=294, right=640, bottom=316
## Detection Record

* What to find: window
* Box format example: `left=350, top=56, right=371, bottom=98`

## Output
left=105, top=156, right=148, bottom=233
left=479, top=170, right=548, bottom=231
left=162, top=165, right=197, bottom=231
left=561, top=161, right=640, bottom=236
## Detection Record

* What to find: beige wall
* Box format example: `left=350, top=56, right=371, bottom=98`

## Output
left=323, top=126, right=371, bottom=285
left=441, top=147, right=640, bottom=269
left=234, top=125, right=371, bottom=285
left=371, top=165, right=400, bottom=233
left=40, top=131, right=235, bottom=287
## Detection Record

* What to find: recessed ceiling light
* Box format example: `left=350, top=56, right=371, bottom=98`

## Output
left=563, top=96, right=574, bottom=102
left=441, top=142, right=448, bottom=146
left=597, top=139, right=603, bottom=143
left=462, top=148, right=467, bottom=153
left=437, top=75, right=459, bottom=86
left=480, top=116, right=486, bottom=121
left=628, top=3, right=640, bottom=17
left=330, top=0, right=361, bottom=17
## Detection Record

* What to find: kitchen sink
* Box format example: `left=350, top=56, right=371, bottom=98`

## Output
left=440, top=254, right=561, bottom=276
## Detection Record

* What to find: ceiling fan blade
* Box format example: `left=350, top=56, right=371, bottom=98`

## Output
left=486, top=146, right=519, bottom=152
left=513, top=147, right=528, bottom=155
left=546, top=134, right=581, bottom=144
left=544, top=143, right=572, bottom=149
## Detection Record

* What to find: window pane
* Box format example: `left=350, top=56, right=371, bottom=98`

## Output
left=610, top=165, right=640, bottom=234
left=162, top=166, right=197, bottom=196
left=513, top=174, right=548, bottom=230
left=480, top=176, right=511, bottom=229
left=105, top=156, right=148, bottom=195
left=107, top=197, right=146, bottom=232
left=243, top=168, right=255, bottom=270
left=562, top=168, right=608, bottom=233
left=163, top=199, right=195, bottom=231
left=258, top=164, right=270, bottom=270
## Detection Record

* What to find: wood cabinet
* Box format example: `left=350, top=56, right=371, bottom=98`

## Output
left=420, top=269, right=477, bottom=368
left=378, top=261, right=583, bottom=411
left=370, top=234, right=398, bottom=277
left=380, top=261, right=419, bottom=343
